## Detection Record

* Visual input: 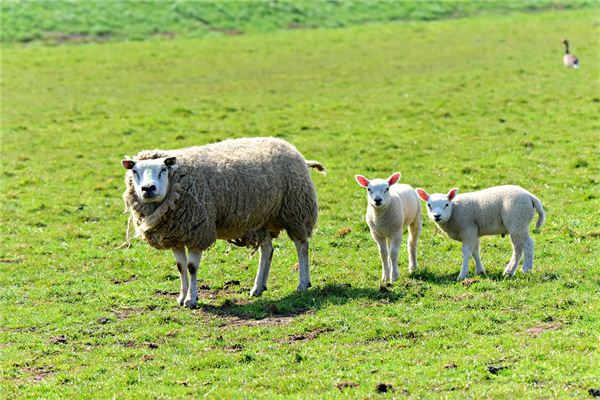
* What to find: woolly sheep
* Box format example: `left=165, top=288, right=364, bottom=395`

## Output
left=355, top=173, right=422, bottom=282
left=415, top=185, right=545, bottom=280
left=121, top=137, right=325, bottom=307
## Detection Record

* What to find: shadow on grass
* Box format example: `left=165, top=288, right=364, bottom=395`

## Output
left=198, top=283, right=404, bottom=322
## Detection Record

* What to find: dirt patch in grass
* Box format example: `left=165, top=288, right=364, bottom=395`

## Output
left=0, top=258, right=24, bottom=264
left=113, top=306, right=145, bottom=320
left=277, top=327, right=333, bottom=343
left=336, top=381, right=359, bottom=390
left=23, top=365, right=54, bottom=383
left=524, top=322, right=562, bottom=337
left=220, top=315, right=295, bottom=328
left=461, top=278, right=478, bottom=287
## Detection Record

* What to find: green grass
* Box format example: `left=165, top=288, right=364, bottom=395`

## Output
left=1, top=7, right=600, bottom=399
left=1, top=0, right=597, bottom=45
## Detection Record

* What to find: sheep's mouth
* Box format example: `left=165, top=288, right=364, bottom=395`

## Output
left=140, top=193, right=164, bottom=203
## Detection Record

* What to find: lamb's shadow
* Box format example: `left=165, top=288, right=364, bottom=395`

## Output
left=198, top=283, right=403, bottom=322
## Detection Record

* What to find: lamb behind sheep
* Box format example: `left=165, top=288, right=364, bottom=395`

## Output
left=122, top=137, right=324, bottom=307
left=355, top=173, right=422, bottom=282
left=416, top=185, right=545, bottom=280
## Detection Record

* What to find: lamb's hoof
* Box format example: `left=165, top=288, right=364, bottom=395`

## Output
left=476, top=271, right=486, bottom=276
left=457, top=274, right=469, bottom=281
left=183, top=297, right=197, bottom=308
left=177, top=294, right=186, bottom=306
left=249, top=285, right=266, bottom=297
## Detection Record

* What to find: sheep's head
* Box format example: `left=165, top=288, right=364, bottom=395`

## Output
left=122, top=157, right=177, bottom=204
left=355, top=173, right=401, bottom=208
left=416, top=188, right=458, bottom=224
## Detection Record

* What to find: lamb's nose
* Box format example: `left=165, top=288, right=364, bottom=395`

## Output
left=434, top=214, right=441, bottom=221
left=142, top=184, right=156, bottom=193
left=374, top=198, right=382, bottom=205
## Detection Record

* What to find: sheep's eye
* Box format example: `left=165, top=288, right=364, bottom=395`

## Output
left=427, top=204, right=432, bottom=210
left=160, top=168, right=167, bottom=175
left=444, top=203, right=449, bottom=209
left=132, top=170, right=139, bottom=178
left=367, top=188, right=372, bottom=193
left=384, top=188, right=389, bottom=193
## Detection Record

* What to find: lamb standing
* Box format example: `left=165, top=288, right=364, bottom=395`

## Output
left=415, top=185, right=545, bottom=280
left=121, top=137, right=325, bottom=307
left=355, top=173, right=422, bottom=282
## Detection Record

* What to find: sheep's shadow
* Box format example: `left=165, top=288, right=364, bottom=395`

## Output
left=198, top=283, right=404, bottom=322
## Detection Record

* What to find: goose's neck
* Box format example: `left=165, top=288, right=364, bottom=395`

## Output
left=564, top=41, right=570, bottom=54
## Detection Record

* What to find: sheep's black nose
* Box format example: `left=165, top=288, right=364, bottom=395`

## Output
left=374, top=198, right=382, bottom=206
left=142, top=184, right=156, bottom=193
left=434, top=214, right=441, bottom=221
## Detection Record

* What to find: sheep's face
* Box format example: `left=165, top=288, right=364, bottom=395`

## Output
left=416, top=188, right=458, bottom=224
left=355, top=173, right=401, bottom=209
left=122, top=157, right=176, bottom=204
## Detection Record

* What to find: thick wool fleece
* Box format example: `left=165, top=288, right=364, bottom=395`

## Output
left=123, top=138, right=319, bottom=251
left=439, top=185, right=545, bottom=241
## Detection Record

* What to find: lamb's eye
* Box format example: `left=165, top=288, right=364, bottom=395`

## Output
left=384, top=188, right=389, bottom=193
left=159, top=168, right=167, bottom=176
left=132, top=170, right=139, bottom=178
left=444, top=203, right=449, bottom=209
left=427, top=204, right=432, bottom=210
left=367, top=188, right=372, bottom=193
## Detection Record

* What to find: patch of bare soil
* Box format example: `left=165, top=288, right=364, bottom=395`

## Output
left=461, top=278, right=478, bottom=287
left=23, top=366, right=54, bottom=383
left=113, top=306, right=145, bottom=320
left=524, top=322, right=562, bottom=337
left=277, top=327, right=333, bottom=344
left=336, top=381, right=359, bottom=390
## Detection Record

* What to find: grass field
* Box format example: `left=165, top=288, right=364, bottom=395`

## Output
left=1, top=6, right=600, bottom=399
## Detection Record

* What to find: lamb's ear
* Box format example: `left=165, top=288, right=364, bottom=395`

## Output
left=387, top=172, right=401, bottom=186
left=164, top=157, right=177, bottom=167
left=447, top=188, right=459, bottom=201
left=122, top=159, right=136, bottom=170
left=415, top=188, right=429, bottom=201
left=355, top=175, right=370, bottom=188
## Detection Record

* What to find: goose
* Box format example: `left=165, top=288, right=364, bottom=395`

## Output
left=562, top=39, right=579, bottom=68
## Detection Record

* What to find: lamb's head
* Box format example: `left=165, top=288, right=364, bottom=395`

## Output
left=355, top=173, right=401, bottom=209
left=416, top=188, right=458, bottom=223
left=122, top=157, right=177, bottom=204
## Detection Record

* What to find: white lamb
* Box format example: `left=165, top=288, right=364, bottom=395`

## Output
left=415, top=185, right=545, bottom=280
left=355, top=173, right=422, bottom=282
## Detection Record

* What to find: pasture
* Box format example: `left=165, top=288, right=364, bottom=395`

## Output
left=1, top=6, right=599, bottom=399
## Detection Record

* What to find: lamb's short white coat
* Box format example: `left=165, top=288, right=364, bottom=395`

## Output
left=416, top=185, right=545, bottom=280
left=356, top=173, right=421, bottom=282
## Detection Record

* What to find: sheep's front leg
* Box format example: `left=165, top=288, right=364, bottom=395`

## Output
left=389, top=233, right=402, bottom=282
left=407, top=219, right=421, bottom=274
left=473, top=239, right=486, bottom=276
left=458, top=240, right=475, bottom=280
left=250, top=233, right=273, bottom=297
left=293, top=239, right=311, bottom=291
left=373, top=234, right=391, bottom=283
left=172, top=247, right=188, bottom=306
left=184, top=249, right=202, bottom=308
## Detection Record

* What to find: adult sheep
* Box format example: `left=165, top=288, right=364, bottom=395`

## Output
left=121, top=137, right=325, bottom=307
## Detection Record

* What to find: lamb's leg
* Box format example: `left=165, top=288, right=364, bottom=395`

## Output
left=522, top=234, right=534, bottom=273
left=250, top=233, right=273, bottom=297
left=184, top=249, right=202, bottom=307
left=458, top=240, right=475, bottom=280
left=407, top=219, right=421, bottom=274
left=389, top=233, right=402, bottom=281
left=373, top=234, right=391, bottom=283
left=293, top=239, right=311, bottom=291
left=473, top=239, right=486, bottom=276
left=172, top=247, right=188, bottom=306
left=503, top=234, right=524, bottom=277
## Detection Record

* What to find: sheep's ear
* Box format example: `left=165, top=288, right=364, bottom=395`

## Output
left=355, top=175, right=369, bottom=188
left=387, top=172, right=401, bottom=186
left=122, top=159, right=136, bottom=170
left=447, top=188, right=459, bottom=201
left=415, top=188, right=429, bottom=201
left=164, top=157, right=177, bottom=167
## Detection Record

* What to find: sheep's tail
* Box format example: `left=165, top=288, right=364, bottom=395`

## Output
left=306, top=160, right=326, bottom=174
left=530, top=194, right=545, bottom=232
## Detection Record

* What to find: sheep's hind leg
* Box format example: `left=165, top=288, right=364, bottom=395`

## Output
left=293, top=239, right=311, bottom=291
left=184, top=249, right=202, bottom=307
left=522, top=235, right=534, bottom=273
left=473, top=239, right=486, bottom=276
left=389, top=234, right=402, bottom=281
left=503, top=234, right=524, bottom=277
left=173, top=247, right=188, bottom=306
left=250, top=233, right=273, bottom=297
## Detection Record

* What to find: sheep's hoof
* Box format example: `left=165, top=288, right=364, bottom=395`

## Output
left=177, top=294, right=186, bottom=306
left=457, top=274, right=469, bottom=281
left=249, top=285, right=266, bottom=297
left=296, top=282, right=311, bottom=291
left=475, top=270, right=486, bottom=276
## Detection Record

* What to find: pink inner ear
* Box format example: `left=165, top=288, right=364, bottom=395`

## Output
left=447, top=188, right=459, bottom=201
left=122, top=160, right=135, bottom=170
left=416, top=189, right=429, bottom=201
left=355, top=175, right=369, bottom=187
left=387, top=173, right=401, bottom=186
